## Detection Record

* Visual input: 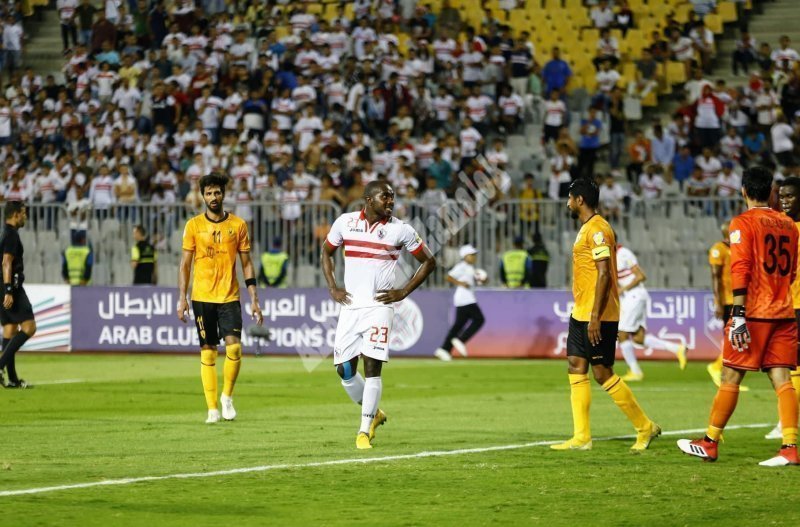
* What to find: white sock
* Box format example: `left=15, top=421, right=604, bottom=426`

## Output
left=644, top=334, right=680, bottom=354
left=360, top=376, right=382, bottom=434
left=341, top=373, right=365, bottom=405
left=620, top=339, right=642, bottom=376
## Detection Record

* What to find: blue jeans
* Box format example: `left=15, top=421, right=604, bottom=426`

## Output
left=610, top=132, right=625, bottom=169
left=79, top=29, right=92, bottom=46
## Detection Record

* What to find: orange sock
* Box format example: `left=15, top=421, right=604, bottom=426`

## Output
left=776, top=381, right=799, bottom=445
left=706, top=383, right=740, bottom=442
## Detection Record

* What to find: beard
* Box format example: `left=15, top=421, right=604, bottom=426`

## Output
left=206, top=200, right=223, bottom=213
left=570, top=209, right=579, bottom=219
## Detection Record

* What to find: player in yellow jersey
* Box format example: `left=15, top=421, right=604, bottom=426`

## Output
left=551, top=178, right=660, bottom=452
left=765, top=177, right=800, bottom=439
left=707, top=222, right=733, bottom=387
left=178, top=174, right=263, bottom=424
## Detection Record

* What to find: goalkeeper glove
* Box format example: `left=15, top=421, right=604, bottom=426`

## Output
left=728, top=305, right=750, bottom=353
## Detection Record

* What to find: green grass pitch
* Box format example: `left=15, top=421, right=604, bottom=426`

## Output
left=1, top=354, right=798, bottom=526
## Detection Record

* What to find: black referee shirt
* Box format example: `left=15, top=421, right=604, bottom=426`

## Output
left=0, top=223, right=24, bottom=285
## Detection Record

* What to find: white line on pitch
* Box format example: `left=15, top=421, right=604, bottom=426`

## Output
left=31, top=379, right=85, bottom=385
left=0, top=423, right=770, bottom=498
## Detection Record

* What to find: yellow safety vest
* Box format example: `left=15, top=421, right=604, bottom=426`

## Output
left=502, top=249, right=528, bottom=288
left=261, top=251, right=289, bottom=288
left=65, top=245, right=91, bottom=286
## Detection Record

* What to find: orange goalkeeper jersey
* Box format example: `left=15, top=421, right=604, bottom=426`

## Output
left=792, top=221, right=800, bottom=310
left=182, top=212, right=251, bottom=303
left=730, top=207, right=798, bottom=320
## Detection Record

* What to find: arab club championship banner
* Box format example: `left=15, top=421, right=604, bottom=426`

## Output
left=70, top=287, right=725, bottom=360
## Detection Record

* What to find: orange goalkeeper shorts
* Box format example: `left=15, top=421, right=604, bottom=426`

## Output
left=723, top=319, right=798, bottom=371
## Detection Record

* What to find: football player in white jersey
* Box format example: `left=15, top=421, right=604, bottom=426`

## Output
left=616, top=242, right=688, bottom=381
left=321, top=181, right=436, bottom=449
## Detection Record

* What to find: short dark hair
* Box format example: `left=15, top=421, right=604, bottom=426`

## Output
left=364, top=180, right=392, bottom=199
left=782, top=176, right=800, bottom=194
left=568, top=177, right=600, bottom=208
left=742, top=166, right=773, bottom=202
left=4, top=201, right=25, bottom=220
left=199, top=174, right=229, bottom=194
left=134, top=224, right=147, bottom=237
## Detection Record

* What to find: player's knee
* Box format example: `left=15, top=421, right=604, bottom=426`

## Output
left=22, top=320, right=36, bottom=336
left=200, top=348, right=218, bottom=366
left=336, top=359, right=357, bottom=380
left=225, top=343, right=242, bottom=361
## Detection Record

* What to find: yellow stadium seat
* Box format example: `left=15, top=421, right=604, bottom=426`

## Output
left=704, top=13, right=723, bottom=34
left=542, top=0, right=561, bottom=9
left=622, top=62, right=637, bottom=80
left=275, top=26, right=290, bottom=40
left=564, top=0, right=583, bottom=9
left=627, top=0, right=647, bottom=11
left=718, top=1, right=738, bottom=23
left=666, top=60, right=687, bottom=84
left=581, top=27, right=599, bottom=42
left=567, top=7, right=590, bottom=27
left=674, top=4, right=692, bottom=24
left=306, top=3, right=323, bottom=15
left=642, top=90, right=659, bottom=107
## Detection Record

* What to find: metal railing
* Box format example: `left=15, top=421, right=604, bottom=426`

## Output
left=7, top=197, right=741, bottom=289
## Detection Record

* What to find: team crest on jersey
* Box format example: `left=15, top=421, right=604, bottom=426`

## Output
left=228, top=227, right=234, bottom=239
left=592, top=231, right=605, bottom=246
left=377, top=228, right=386, bottom=239
left=730, top=230, right=741, bottom=244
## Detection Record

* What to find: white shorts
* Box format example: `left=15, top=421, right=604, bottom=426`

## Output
left=619, top=288, right=649, bottom=333
left=333, top=306, right=394, bottom=365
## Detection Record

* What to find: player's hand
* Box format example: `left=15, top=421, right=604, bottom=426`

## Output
left=329, top=287, right=352, bottom=305
left=729, top=315, right=750, bottom=352
left=3, top=294, right=12, bottom=310
left=376, top=289, right=407, bottom=304
left=251, top=300, right=263, bottom=326
left=588, top=318, right=602, bottom=347
left=177, top=297, right=189, bottom=323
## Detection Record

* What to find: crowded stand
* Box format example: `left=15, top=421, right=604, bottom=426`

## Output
left=0, top=0, right=794, bottom=287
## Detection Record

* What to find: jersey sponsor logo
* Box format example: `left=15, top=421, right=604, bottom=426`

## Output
left=730, top=230, right=741, bottom=244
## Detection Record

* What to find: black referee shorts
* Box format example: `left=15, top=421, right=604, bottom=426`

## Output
left=192, top=300, right=242, bottom=347
left=567, top=316, right=619, bottom=367
left=0, top=286, right=34, bottom=326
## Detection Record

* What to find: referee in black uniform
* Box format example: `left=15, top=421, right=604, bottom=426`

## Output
left=0, top=202, right=37, bottom=388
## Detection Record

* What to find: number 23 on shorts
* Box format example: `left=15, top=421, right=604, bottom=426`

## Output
left=369, top=326, right=389, bottom=344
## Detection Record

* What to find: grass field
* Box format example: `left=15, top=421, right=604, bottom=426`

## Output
left=1, top=354, right=798, bottom=526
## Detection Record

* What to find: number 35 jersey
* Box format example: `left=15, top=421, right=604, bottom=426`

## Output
left=730, top=207, right=798, bottom=320
left=182, top=212, right=251, bottom=303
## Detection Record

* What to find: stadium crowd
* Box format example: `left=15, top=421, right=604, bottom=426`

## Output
left=0, top=0, right=793, bottom=243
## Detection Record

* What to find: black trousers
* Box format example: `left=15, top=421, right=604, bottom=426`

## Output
left=441, top=303, right=485, bottom=350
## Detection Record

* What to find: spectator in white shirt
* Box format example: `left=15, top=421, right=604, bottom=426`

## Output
left=772, top=114, right=796, bottom=168
left=638, top=163, right=665, bottom=199
left=542, top=89, right=566, bottom=144
left=89, top=164, right=116, bottom=218
left=599, top=173, right=626, bottom=222
left=590, top=0, right=615, bottom=29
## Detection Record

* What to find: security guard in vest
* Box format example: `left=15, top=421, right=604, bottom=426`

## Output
left=259, top=236, right=289, bottom=288
left=62, top=231, right=93, bottom=286
left=499, top=236, right=532, bottom=288
left=131, top=225, right=158, bottom=285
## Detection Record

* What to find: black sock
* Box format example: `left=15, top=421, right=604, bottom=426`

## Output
left=0, top=333, right=29, bottom=377
left=1, top=338, right=16, bottom=383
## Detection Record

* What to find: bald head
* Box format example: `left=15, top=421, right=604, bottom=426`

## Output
left=363, top=180, right=392, bottom=200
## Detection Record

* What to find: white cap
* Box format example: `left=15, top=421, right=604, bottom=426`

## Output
left=459, top=244, right=478, bottom=259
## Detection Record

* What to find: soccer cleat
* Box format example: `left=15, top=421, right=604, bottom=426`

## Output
left=621, top=371, right=644, bottom=382
left=677, top=345, right=688, bottom=370
left=0, top=370, right=5, bottom=387
left=550, top=437, right=592, bottom=451
left=677, top=437, right=718, bottom=462
left=434, top=348, right=452, bottom=361
left=220, top=394, right=236, bottom=421
left=451, top=338, right=468, bottom=357
left=205, top=409, right=221, bottom=424
left=758, top=445, right=800, bottom=466
left=4, top=379, right=31, bottom=389
left=369, top=409, right=387, bottom=441
left=765, top=422, right=783, bottom=440
left=356, top=432, right=372, bottom=449
left=706, top=363, right=722, bottom=387
left=631, top=422, right=662, bottom=452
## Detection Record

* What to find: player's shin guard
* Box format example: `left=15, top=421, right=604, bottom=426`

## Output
left=706, top=383, right=740, bottom=441
left=776, top=381, right=799, bottom=445
left=360, top=377, right=382, bottom=434
left=569, top=374, right=591, bottom=441
left=222, top=343, right=242, bottom=397
left=643, top=334, right=680, bottom=354
left=200, top=348, right=219, bottom=410
left=603, top=375, right=650, bottom=432
left=620, top=340, right=642, bottom=376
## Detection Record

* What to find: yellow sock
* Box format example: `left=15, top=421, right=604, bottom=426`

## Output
left=792, top=368, right=800, bottom=406
left=711, top=353, right=724, bottom=372
left=200, top=348, right=218, bottom=410
left=602, top=374, right=650, bottom=432
left=568, top=373, right=591, bottom=441
left=222, top=343, right=242, bottom=397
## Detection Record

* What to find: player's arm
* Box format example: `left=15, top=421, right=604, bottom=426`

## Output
left=445, top=273, right=468, bottom=289
left=620, top=264, right=646, bottom=293
left=177, top=249, right=193, bottom=323
left=588, top=256, right=612, bottom=347
left=376, top=245, right=436, bottom=304
left=729, top=221, right=752, bottom=352
left=321, top=240, right=351, bottom=305
left=710, top=263, right=725, bottom=318
left=239, top=250, right=263, bottom=326
left=3, top=250, right=14, bottom=309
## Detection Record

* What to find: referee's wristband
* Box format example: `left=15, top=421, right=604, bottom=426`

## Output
left=732, top=305, right=745, bottom=318
left=245, top=278, right=257, bottom=288
left=4, top=284, right=12, bottom=294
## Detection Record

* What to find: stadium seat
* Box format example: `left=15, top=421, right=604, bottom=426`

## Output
left=718, top=1, right=738, bottom=23
left=666, top=61, right=687, bottom=84
left=26, top=262, right=43, bottom=284
left=93, top=264, right=110, bottom=286
left=704, top=13, right=723, bottom=35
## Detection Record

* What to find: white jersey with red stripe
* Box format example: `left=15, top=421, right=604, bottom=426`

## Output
left=616, top=246, right=645, bottom=293
left=326, top=210, right=425, bottom=310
